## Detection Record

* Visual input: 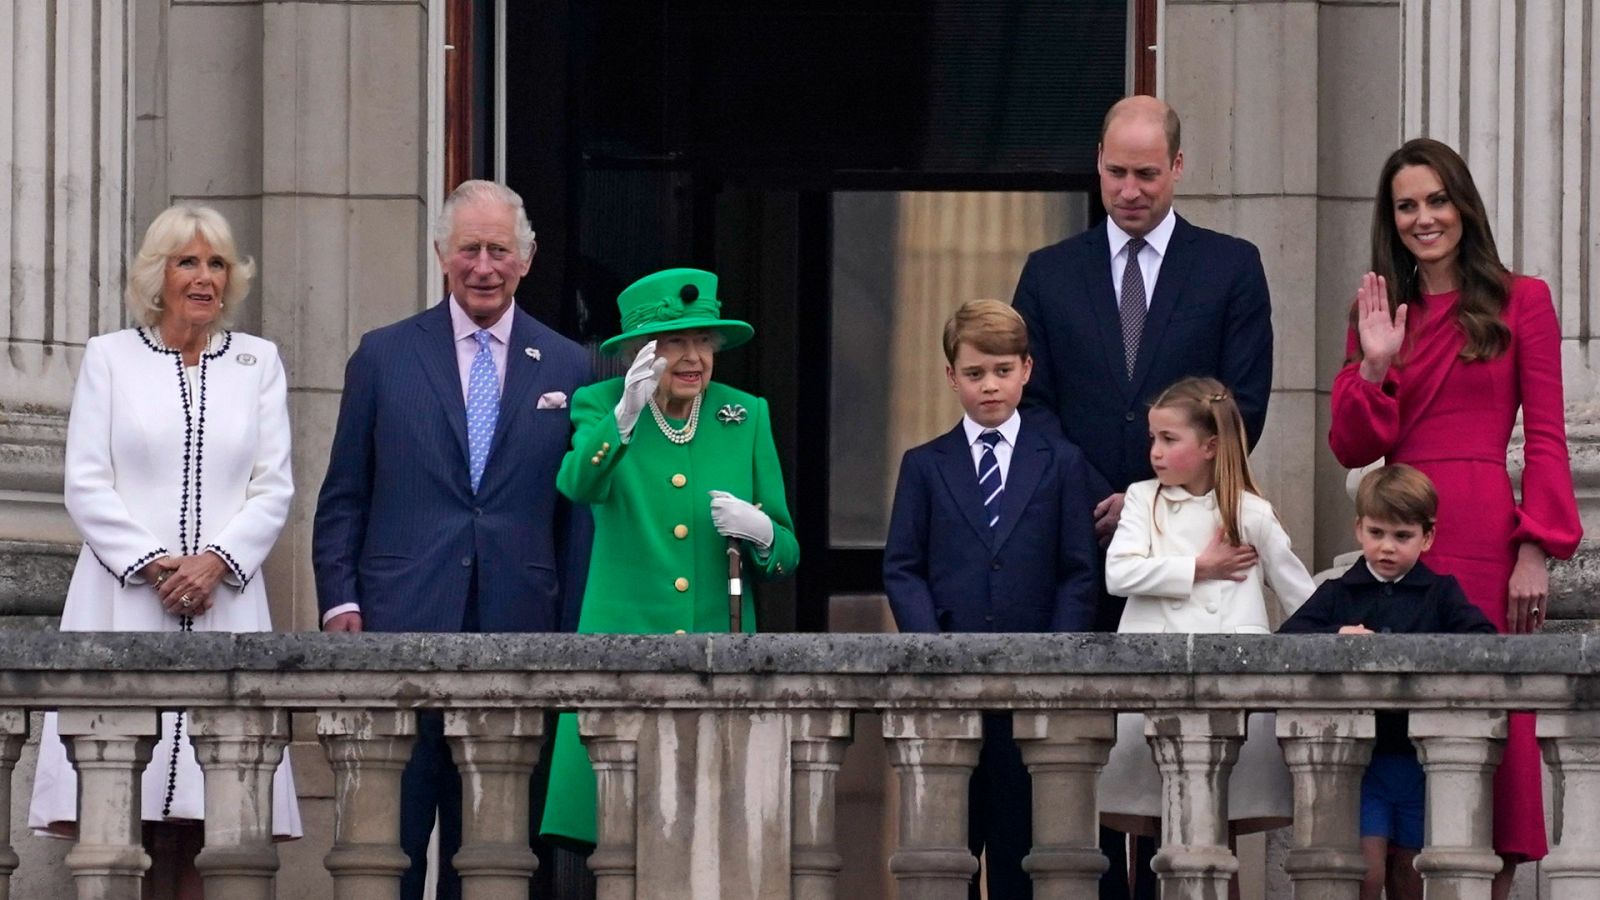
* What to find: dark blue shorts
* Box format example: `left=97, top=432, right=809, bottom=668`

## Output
left=1361, top=752, right=1425, bottom=850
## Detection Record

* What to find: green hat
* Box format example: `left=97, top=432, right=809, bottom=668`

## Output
left=599, top=268, right=754, bottom=355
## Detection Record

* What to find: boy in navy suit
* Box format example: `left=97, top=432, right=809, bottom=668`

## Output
left=1280, top=464, right=1495, bottom=900
left=884, top=299, right=1099, bottom=899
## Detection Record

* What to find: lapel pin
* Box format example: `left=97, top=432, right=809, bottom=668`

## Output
left=236, top=353, right=258, bottom=366
left=526, top=347, right=541, bottom=361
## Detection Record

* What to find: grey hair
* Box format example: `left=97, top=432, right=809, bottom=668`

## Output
left=125, top=205, right=255, bottom=330
left=433, top=180, right=537, bottom=259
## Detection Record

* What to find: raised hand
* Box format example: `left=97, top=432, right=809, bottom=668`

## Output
left=614, top=340, right=667, bottom=441
left=1356, top=271, right=1407, bottom=381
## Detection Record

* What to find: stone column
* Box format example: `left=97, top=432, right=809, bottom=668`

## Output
left=1536, top=712, right=1600, bottom=899
left=442, top=709, right=545, bottom=899
left=1276, top=710, right=1375, bottom=900
left=0, top=710, right=28, bottom=900
left=188, top=708, right=290, bottom=899
left=316, top=709, right=417, bottom=900
left=881, top=710, right=982, bottom=900
left=57, top=708, right=159, bottom=900
left=0, top=0, right=134, bottom=624
left=788, top=711, right=852, bottom=900
left=1411, top=710, right=1507, bottom=900
left=1012, top=711, right=1116, bottom=899
left=1146, top=710, right=1246, bottom=899
left=579, top=710, right=646, bottom=900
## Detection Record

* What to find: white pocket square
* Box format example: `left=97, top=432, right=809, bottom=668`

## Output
left=537, top=391, right=569, bottom=410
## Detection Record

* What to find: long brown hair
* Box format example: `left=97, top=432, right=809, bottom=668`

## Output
left=1150, top=377, right=1260, bottom=544
left=1368, top=138, right=1510, bottom=361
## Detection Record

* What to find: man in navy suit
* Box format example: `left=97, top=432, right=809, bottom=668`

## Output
left=313, top=180, right=592, bottom=899
left=884, top=300, right=1098, bottom=899
left=1012, top=96, right=1274, bottom=900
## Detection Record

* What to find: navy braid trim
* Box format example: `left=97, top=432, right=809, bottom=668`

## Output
left=203, top=544, right=250, bottom=588
left=116, top=548, right=170, bottom=588
left=192, top=357, right=210, bottom=554
left=175, top=353, right=194, bottom=556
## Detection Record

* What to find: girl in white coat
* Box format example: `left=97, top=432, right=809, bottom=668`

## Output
left=1099, top=377, right=1316, bottom=844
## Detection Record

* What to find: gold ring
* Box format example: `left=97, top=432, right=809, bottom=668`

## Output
left=180, top=595, right=194, bottom=609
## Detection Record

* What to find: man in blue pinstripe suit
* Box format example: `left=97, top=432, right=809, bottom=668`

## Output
left=313, top=179, right=592, bottom=898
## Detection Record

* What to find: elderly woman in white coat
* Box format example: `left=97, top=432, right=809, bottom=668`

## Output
left=29, top=205, right=301, bottom=898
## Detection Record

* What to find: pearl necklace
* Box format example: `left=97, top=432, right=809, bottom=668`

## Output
left=649, top=392, right=703, bottom=444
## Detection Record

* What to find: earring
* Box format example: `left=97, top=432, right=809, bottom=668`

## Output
left=218, top=300, right=225, bottom=310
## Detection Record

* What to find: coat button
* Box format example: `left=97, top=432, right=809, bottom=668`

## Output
left=461, top=556, right=472, bottom=567
left=991, top=560, right=1001, bottom=570
left=674, top=577, right=689, bottom=592
left=674, top=629, right=687, bottom=634
left=601, top=442, right=612, bottom=451
left=674, top=524, right=688, bottom=539
left=590, top=455, right=602, bottom=466
left=474, top=507, right=483, bottom=516
left=1124, top=411, right=1136, bottom=422
left=671, top=473, right=687, bottom=488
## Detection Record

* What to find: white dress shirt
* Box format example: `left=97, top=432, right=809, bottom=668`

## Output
left=449, top=295, right=512, bottom=399
left=1107, top=208, right=1177, bottom=308
left=961, top=410, right=1021, bottom=485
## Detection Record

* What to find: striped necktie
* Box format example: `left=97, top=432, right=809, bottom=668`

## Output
left=977, top=430, right=1003, bottom=529
left=466, top=329, right=499, bottom=492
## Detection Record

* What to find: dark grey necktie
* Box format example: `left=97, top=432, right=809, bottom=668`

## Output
left=1119, top=237, right=1148, bottom=377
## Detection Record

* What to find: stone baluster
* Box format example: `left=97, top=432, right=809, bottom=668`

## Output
left=579, top=710, right=646, bottom=900
left=1012, top=711, right=1116, bottom=899
left=1146, top=710, right=1246, bottom=900
left=1537, top=712, right=1600, bottom=900
left=882, top=710, right=983, bottom=900
left=443, top=709, right=546, bottom=899
left=1410, top=710, right=1506, bottom=900
left=316, top=709, right=417, bottom=900
left=57, top=708, right=160, bottom=900
left=1276, top=711, right=1375, bottom=900
left=0, top=710, right=28, bottom=900
left=188, top=708, right=290, bottom=899
left=788, top=710, right=853, bottom=900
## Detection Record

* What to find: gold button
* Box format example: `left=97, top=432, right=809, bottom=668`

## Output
left=601, top=441, right=612, bottom=451
left=671, top=473, right=687, bottom=488
left=674, top=577, right=689, bottom=592
left=674, top=524, right=688, bottom=539
left=590, top=455, right=601, bottom=466
left=674, top=629, right=687, bottom=635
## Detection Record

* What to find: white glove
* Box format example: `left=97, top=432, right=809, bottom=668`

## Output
left=709, top=490, right=774, bottom=549
left=614, top=340, right=667, bottom=442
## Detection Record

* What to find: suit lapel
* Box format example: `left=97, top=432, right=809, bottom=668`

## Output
left=414, top=300, right=470, bottom=466
left=932, top=426, right=994, bottom=547
left=491, top=307, right=544, bottom=453
left=1079, top=227, right=1132, bottom=401
left=1130, top=216, right=1197, bottom=397
left=992, top=426, right=1046, bottom=550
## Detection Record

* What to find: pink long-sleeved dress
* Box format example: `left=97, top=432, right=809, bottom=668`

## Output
left=1330, top=275, right=1581, bottom=860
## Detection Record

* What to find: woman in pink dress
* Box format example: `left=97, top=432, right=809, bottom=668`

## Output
left=1330, top=137, right=1581, bottom=897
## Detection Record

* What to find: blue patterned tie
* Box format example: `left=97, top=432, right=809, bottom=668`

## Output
left=978, top=431, right=1003, bottom=529
left=466, top=329, right=498, bottom=492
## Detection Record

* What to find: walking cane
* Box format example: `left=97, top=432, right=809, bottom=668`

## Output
left=726, top=538, right=743, bottom=633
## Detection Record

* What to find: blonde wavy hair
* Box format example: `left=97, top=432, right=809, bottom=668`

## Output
left=125, top=205, right=255, bottom=329
left=1150, top=376, right=1261, bottom=545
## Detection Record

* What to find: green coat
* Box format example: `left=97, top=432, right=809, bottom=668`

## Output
left=539, top=378, right=799, bottom=845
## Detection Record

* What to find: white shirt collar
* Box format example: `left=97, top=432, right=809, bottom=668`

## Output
left=448, top=294, right=515, bottom=345
left=961, top=410, right=1022, bottom=448
left=1364, top=558, right=1414, bottom=584
left=1107, top=207, right=1177, bottom=260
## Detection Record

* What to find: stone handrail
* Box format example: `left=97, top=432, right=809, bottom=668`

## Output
left=3, top=632, right=1599, bottom=900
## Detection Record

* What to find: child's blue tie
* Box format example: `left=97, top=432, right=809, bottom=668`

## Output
left=978, top=430, right=1003, bottom=529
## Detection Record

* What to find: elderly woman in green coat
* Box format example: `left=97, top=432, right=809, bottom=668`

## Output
left=540, top=268, right=799, bottom=846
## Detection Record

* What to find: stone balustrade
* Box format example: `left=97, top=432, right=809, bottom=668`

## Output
left=2, top=632, right=1600, bottom=899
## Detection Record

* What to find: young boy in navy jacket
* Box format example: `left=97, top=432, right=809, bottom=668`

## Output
left=1280, top=464, right=1495, bottom=900
left=884, top=299, right=1099, bottom=899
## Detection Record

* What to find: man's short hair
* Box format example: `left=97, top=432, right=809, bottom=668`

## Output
left=942, top=299, right=1029, bottom=365
left=1099, top=98, right=1183, bottom=164
left=434, top=180, right=537, bottom=259
left=1355, top=464, right=1438, bottom=530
